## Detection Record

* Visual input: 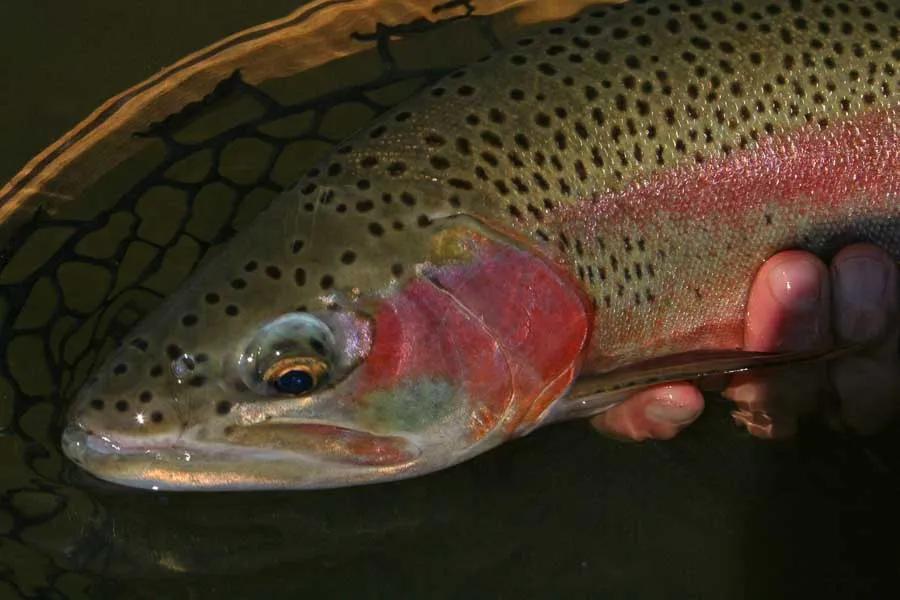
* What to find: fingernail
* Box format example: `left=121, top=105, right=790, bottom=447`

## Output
left=834, top=256, right=889, bottom=341
left=645, top=399, right=701, bottom=425
left=767, top=256, right=823, bottom=312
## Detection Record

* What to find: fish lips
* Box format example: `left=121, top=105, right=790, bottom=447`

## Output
left=61, top=419, right=421, bottom=491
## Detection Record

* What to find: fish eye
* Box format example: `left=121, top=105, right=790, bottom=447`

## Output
left=263, top=356, right=328, bottom=396
left=238, top=313, right=338, bottom=397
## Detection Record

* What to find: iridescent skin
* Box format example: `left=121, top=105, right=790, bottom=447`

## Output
left=63, top=0, right=900, bottom=490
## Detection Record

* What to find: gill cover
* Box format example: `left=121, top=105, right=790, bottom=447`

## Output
left=374, top=216, right=593, bottom=442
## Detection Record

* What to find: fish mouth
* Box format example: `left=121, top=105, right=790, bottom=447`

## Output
left=62, top=421, right=422, bottom=491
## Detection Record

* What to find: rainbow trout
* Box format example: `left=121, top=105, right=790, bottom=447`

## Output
left=63, top=0, right=899, bottom=490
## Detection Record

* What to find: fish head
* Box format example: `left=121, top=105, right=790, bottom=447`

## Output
left=63, top=190, right=591, bottom=490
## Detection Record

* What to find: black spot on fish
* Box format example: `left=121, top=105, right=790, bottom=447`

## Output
left=448, top=178, right=473, bottom=190
left=387, top=162, right=407, bottom=176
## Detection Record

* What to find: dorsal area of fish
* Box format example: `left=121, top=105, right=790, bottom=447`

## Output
left=299, top=0, right=899, bottom=373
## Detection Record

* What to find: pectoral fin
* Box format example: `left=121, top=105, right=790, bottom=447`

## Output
left=558, top=346, right=857, bottom=421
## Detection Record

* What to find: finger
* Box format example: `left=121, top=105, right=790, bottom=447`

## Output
left=724, top=251, right=832, bottom=438
left=726, top=374, right=827, bottom=438
left=831, top=244, right=897, bottom=344
left=829, top=244, right=899, bottom=434
left=743, top=250, right=832, bottom=351
left=590, top=383, right=704, bottom=441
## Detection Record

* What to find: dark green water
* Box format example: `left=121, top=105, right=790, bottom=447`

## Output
left=1, top=2, right=899, bottom=598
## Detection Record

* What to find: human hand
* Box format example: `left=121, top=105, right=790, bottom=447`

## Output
left=590, top=244, right=899, bottom=441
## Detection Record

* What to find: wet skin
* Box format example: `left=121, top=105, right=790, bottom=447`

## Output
left=595, top=243, right=900, bottom=441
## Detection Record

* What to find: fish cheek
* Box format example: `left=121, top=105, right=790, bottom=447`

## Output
left=356, top=379, right=461, bottom=434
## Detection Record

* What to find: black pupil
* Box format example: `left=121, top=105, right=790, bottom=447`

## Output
left=274, top=369, right=315, bottom=395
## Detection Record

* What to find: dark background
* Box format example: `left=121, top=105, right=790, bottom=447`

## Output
left=0, top=1, right=299, bottom=185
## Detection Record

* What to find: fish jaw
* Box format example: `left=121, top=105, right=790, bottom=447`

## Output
left=61, top=420, right=425, bottom=491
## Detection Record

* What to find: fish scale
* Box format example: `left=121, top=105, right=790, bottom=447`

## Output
left=63, top=0, right=900, bottom=490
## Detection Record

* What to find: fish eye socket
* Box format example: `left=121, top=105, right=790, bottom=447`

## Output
left=238, top=312, right=340, bottom=397
left=263, top=356, right=328, bottom=396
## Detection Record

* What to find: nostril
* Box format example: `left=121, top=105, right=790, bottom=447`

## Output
left=130, top=338, right=149, bottom=351
left=90, top=398, right=105, bottom=410
left=115, top=400, right=129, bottom=412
